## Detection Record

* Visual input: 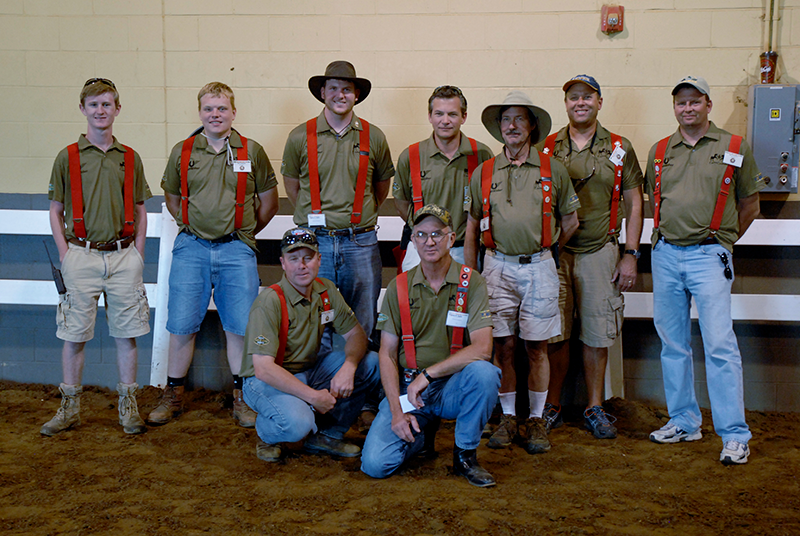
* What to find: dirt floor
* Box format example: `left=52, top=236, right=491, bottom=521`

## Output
left=1, top=381, right=799, bottom=536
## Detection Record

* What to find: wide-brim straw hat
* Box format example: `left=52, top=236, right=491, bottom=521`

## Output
left=481, top=90, right=552, bottom=145
left=308, top=61, right=372, bottom=104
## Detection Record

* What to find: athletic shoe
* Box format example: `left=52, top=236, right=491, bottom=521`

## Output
left=486, top=414, right=516, bottom=449
left=543, top=402, right=563, bottom=433
left=522, top=417, right=551, bottom=454
left=584, top=406, right=617, bottom=439
left=720, top=440, right=750, bottom=465
left=649, top=422, right=702, bottom=444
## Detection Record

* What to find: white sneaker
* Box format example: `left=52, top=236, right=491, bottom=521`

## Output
left=720, top=440, right=750, bottom=465
left=649, top=422, right=702, bottom=444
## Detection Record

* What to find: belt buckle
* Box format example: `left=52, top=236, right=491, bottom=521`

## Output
left=403, top=369, right=418, bottom=384
left=519, top=255, right=533, bottom=264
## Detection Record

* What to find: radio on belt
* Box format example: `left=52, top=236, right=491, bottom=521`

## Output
left=746, top=84, right=800, bottom=193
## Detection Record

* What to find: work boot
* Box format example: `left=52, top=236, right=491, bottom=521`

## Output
left=232, top=389, right=257, bottom=428
left=117, top=382, right=147, bottom=435
left=147, top=385, right=184, bottom=425
left=304, top=433, right=362, bottom=458
left=256, top=439, right=282, bottom=462
left=453, top=447, right=496, bottom=488
left=40, top=383, right=82, bottom=436
left=417, top=417, right=441, bottom=459
left=523, top=417, right=552, bottom=454
left=486, top=414, right=517, bottom=449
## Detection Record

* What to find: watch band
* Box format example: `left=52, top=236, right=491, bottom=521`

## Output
left=624, top=249, right=641, bottom=260
left=421, top=369, right=433, bottom=383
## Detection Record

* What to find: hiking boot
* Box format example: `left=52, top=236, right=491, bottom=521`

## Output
left=486, top=414, right=517, bottom=449
left=256, top=439, right=282, bottom=462
left=41, top=383, right=82, bottom=436
left=453, top=447, right=496, bottom=488
left=720, top=440, right=750, bottom=465
left=543, top=402, right=563, bottom=433
left=584, top=405, right=617, bottom=439
left=649, top=422, right=702, bottom=444
left=523, top=417, right=551, bottom=454
left=304, top=433, right=362, bottom=458
left=232, top=388, right=257, bottom=428
left=147, top=385, right=184, bottom=425
left=117, top=382, right=147, bottom=435
left=417, top=417, right=441, bottom=459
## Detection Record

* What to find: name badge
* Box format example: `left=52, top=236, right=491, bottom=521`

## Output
left=609, top=146, right=626, bottom=166
left=724, top=151, right=743, bottom=168
left=320, top=309, right=335, bottom=324
left=233, top=160, right=251, bottom=173
left=308, top=213, right=326, bottom=227
left=480, top=216, right=490, bottom=232
left=446, top=310, right=469, bottom=328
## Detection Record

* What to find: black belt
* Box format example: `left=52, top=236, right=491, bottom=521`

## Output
left=663, top=236, right=717, bottom=246
left=314, top=226, right=375, bottom=237
left=182, top=229, right=239, bottom=243
left=69, top=236, right=133, bottom=251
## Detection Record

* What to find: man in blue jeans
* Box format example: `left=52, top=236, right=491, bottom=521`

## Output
left=240, top=228, right=380, bottom=462
left=361, top=205, right=499, bottom=487
left=644, top=76, right=764, bottom=465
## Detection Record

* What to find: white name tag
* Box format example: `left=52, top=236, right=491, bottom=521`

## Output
left=308, top=213, right=326, bottom=227
left=320, top=309, right=335, bottom=324
left=398, top=394, right=416, bottom=413
left=232, top=160, right=251, bottom=173
left=724, top=151, right=743, bottom=168
left=480, top=216, right=490, bottom=232
left=609, top=146, right=626, bottom=166
left=446, top=310, right=469, bottom=328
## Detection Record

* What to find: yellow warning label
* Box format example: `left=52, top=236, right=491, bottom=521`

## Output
left=770, top=108, right=781, bottom=120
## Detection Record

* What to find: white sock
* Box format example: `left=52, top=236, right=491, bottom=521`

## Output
left=499, top=392, right=516, bottom=416
left=529, top=390, right=548, bottom=419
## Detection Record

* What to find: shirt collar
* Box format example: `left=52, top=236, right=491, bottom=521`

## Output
left=408, top=259, right=462, bottom=290
left=670, top=121, right=721, bottom=148
left=496, top=145, right=542, bottom=169
left=78, top=133, right=125, bottom=152
left=317, top=110, right=362, bottom=133
left=278, top=275, right=327, bottom=306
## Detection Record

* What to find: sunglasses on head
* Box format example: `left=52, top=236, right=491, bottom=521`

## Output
left=84, top=78, right=116, bottom=90
left=281, top=231, right=318, bottom=249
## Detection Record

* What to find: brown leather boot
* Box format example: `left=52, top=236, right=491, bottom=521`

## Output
left=117, top=382, right=147, bottom=435
left=147, top=385, right=184, bottom=425
left=41, top=383, right=82, bottom=436
left=232, top=389, right=257, bottom=428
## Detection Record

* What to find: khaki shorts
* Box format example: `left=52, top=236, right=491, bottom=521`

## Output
left=549, top=241, right=624, bottom=348
left=56, top=243, right=150, bottom=342
left=483, top=249, right=561, bottom=342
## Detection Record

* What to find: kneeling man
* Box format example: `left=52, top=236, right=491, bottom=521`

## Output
left=240, top=228, right=380, bottom=462
left=361, top=205, right=500, bottom=487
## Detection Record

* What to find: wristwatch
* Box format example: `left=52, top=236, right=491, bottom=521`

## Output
left=624, top=249, right=641, bottom=260
left=421, top=369, right=434, bottom=383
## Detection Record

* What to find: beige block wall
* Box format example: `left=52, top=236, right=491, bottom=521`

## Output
left=1, top=1, right=799, bottom=201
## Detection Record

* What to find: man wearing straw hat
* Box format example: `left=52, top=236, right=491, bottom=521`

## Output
left=465, top=91, right=580, bottom=455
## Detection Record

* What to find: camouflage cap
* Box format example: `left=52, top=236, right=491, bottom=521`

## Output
left=413, top=204, right=453, bottom=228
left=280, top=227, right=319, bottom=254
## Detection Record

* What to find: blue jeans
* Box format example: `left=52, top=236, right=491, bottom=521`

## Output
left=652, top=239, right=751, bottom=443
left=316, top=229, right=382, bottom=350
left=166, top=231, right=259, bottom=336
left=242, top=351, right=380, bottom=444
left=360, top=360, right=500, bottom=479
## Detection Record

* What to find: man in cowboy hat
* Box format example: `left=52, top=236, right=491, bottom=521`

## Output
left=282, top=61, right=395, bottom=360
left=536, top=75, right=645, bottom=440
left=645, top=76, right=763, bottom=465
left=392, top=85, right=494, bottom=272
left=465, top=90, right=580, bottom=455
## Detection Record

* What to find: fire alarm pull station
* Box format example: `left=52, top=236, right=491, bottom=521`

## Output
left=601, top=5, right=624, bottom=35
left=746, top=84, right=800, bottom=193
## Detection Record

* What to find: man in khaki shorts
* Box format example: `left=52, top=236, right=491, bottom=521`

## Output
left=43, top=78, right=152, bottom=436
left=465, top=91, right=580, bottom=455
left=537, top=75, right=644, bottom=439
left=393, top=86, right=493, bottom=271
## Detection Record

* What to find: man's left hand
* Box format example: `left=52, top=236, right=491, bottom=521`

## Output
left=329, top=363, right=356, bottom=399
left=612, top=254, right=638, bottom=292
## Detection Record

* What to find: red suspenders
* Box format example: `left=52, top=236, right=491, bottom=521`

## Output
left=607, top=133, right=624, bottom=235
left=652, top=136, right=671, bottom=230
left=180, top=134, right=249, bottom=229
left=396, top=265, right=473, bottom=370
left=269, top=278, right=332, bottom=367
left=479, top=158, right=498, bottom=250
left=67, top=142, right=135, bottom=240
left=409, top=137, right=480, bottom=214
left=306, top=117, right=371, bottom=226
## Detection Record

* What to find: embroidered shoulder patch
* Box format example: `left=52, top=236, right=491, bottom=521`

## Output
left=377, top=313, right=389, bottom=323
left=480, top=310, right=491, bottom=319
left=254, top=335, right=269, bottom=346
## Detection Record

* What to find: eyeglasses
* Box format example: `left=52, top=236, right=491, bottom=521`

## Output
left=84, top=78, right=116, bottom=90
left=281, top=230, right=318, bottom=249
left=412, top=230, right=451, bottom=243
left=717, top=252, right=733, bottom=280
left=565, top=151, right=597, bottom=189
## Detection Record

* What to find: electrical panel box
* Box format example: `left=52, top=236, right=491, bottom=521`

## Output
left=746, top=84, right=800, bottom=193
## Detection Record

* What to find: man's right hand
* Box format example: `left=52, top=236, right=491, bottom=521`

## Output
left=391, top=412, right=421, bottom=443
left=310, top=389, right=337, bottom=414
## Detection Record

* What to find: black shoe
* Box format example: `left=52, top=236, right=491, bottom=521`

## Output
left=417, top=417, right=441, bottom=459
left=453, top=447, right=496, bottom=488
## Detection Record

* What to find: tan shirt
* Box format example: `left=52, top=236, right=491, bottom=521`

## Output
left=49, top=135, right=152, bottom=243
left=394, top=134, right=494, bottom=240
left=378, top=261, right=493, bottom=370
left=281, top=111, right=395, bottom=230
left=644, top=122, right=765, bottom=252
left=161, top=130, right=277, bottom=250
left=537, top=123, right=644, bottom=255
left=468, top=150, right=580, bottom=255
left=241, top=276, right=359, bottom=376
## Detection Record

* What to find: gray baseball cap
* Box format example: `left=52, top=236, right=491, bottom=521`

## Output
left=672, top=75, right=711, bottom=98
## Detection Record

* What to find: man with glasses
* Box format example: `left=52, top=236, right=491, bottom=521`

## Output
left=645, top=76, right=763, bottom=465
left=465, top=91, right=580, bottom=455
left=240, top=228, right=380, bottom=462
left=536, top=75, right=644, bottom=439
left=149, top=82, right=279, bottom=428
left=361, top=205, right=499, bottom=487
left=393, top=86, right=493, bottom=271
left=43, top=78, right=152, bottom=436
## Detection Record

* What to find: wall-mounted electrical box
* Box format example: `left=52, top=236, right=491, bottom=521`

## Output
left=746, top=84, right=800, bottom=193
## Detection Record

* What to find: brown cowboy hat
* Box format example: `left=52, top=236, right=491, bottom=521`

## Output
left=308, top=61, right=372, bottom=104
left=481, top=90, right=552, bottom=145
